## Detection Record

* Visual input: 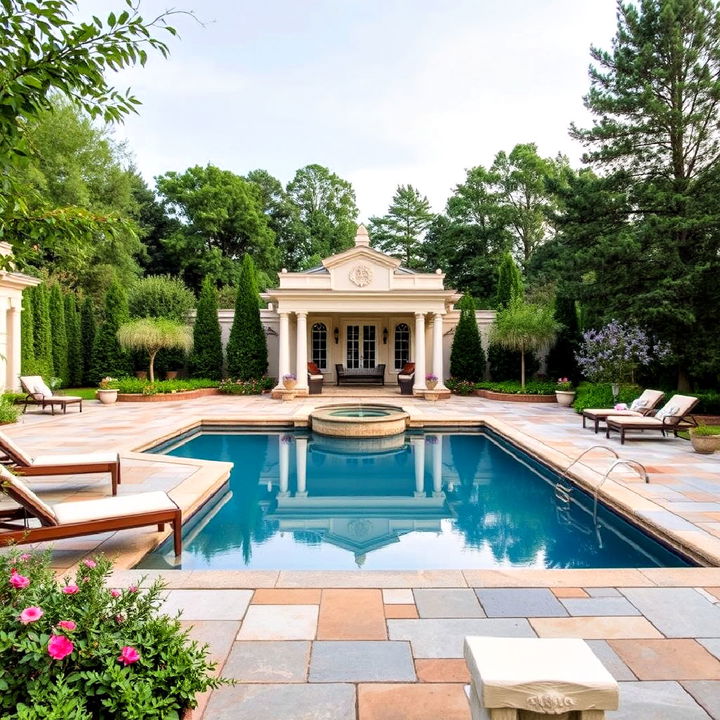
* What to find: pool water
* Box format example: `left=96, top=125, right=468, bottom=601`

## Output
left=137, top=430, right=691, bottom=570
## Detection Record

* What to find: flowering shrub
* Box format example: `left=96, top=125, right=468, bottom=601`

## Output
left=218, top=377, right=275, bottom=395
left=425, top=374, right=438, bottom=382
left=282, top=373, right=297, bottom=381
left=98, top=376, right=116, bottom=390
left=0, top=551, right=227, bottom=719
left=556, top=377, right=573, bottom=391
left=445, top=378, right=477, bottom=395
left=575, top=320, right=670, bottom=383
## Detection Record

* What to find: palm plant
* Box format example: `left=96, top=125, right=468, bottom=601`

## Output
left=491, top=298, right=560, bottom=388
left=117, top=318, right=193, bottom=383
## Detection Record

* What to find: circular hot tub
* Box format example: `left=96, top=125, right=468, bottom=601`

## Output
left=310, top=404, right=409, bottom=438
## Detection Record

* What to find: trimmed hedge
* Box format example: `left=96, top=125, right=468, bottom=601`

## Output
left=108, top=377, right=218, bottom=395
left=572, top=382, right=643, bottom=413
left=477, top=380, right=557, bottom=395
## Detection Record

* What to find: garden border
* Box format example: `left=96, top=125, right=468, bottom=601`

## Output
left=117, top=388, right=220, bottom=403
left=475, top=389, right=556, bottom=403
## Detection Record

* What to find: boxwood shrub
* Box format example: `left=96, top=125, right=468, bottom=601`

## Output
left=572, top=382, right=643, bottom=413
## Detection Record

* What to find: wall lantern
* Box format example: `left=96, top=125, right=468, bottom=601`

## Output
left=334, top=327, right=339, bottom=344
left=382, top=327, right=388, bottom=344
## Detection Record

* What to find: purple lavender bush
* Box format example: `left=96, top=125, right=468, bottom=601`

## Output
left=575, top=320, right=670, bottom=383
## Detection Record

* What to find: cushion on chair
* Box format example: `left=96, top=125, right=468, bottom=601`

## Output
left=401, top=362, right=415, bottom=375
left=32, top=452, right=119, bottom=467
left=0, top=430, right=34, bottom=466
left=44, top=395, right=83, bottom=403
left=629, top=398, right=648, bottom=411
left=307, top=362, right=321, bottom=375
left=655, top=405, right=678, bottom=421
left=53, top=491, right=177, bottom=525
left=398, top=374, right=414, bottom=381
left=309, top=374, right=323, bottom=380
left=35, top=379, right=53, bottom=397
left=0, top=465, right=57, bottom=526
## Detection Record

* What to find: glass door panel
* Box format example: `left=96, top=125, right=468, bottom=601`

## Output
left=346, top=325, right=360, bottom=369
left=362, top=325, right=376, bottom=368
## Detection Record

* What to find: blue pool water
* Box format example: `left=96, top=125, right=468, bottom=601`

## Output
left=137, top=430, right=691, bottom=570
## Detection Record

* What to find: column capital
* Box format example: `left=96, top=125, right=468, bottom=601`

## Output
left=414, top=311, right=426, bottom=319
left=295, top=311, right=308, bottom=318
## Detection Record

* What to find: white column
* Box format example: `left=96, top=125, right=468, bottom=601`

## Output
left=7, top=304, right=19, bottom=391
left=432, top=435, right=443, bottom=496
left=413, top=312, right=426, bottom=392
left=432, top=313, right=446, bottom=389
left=278, top=436, right=289, bottom=496
left=295, top=311, right=308, bottom=392
left=277, top=312, right=290, bottom=388
left=295, top=437, right=308, bottom=496
left=413, top=437, right=426, bottom=497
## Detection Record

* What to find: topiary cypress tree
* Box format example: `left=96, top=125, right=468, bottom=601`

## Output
left=226, top=255, right=268, bottom=380
left=49, top=284, right=69, bottom=386
left=495, top=251, right=524, bottom=309
left=21, top=287, right=35, bottom=374
left=80, top=296, right=96, bottom=385
left=65, top=293, right=83, bottom=387
left=31, top=283, right=53, bottom=378
left=546, top=296, right=581, bottom=382
left=449, top=294, right=486, bottom=381
left=90, top=281, right=131, bottom=383
left=190, top=276, right=224, bottom=379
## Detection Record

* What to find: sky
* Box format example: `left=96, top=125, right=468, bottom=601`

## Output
left=76, top=0, right=619, bottom=220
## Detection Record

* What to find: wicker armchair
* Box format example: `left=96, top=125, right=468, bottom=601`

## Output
left=307, top=362, right=324, bottom=394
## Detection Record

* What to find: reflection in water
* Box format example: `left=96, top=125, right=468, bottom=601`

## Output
left=137, top=431, right=690, bottom=570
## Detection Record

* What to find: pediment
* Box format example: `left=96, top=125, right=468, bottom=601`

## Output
left=322, top=245, right=401, bottom=271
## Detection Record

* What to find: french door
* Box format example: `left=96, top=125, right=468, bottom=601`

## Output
left=345, top=324, right=377, bottom=369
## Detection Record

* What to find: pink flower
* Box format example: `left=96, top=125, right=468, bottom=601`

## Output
left=118, top=646, right=140, bottom=665
left=19, top=606, right=44, bottom=624
left=614, top=403, right=628, bottom=411
left=10, top=572, right=30, bottom=589
left=127, top=585, right=138, bottom=593
left=19, top=553, right=31, bottom=561
left=62, top=584, right=80, bottom=595
left=57, top=620, right=77, bottom=631
left=115, top=614, right=125, bottom=624
left=83, top=559, right=97, bottom=569
left=109, top=588, right=121, bottom=598
left=48, top=634, right=74, bottom=660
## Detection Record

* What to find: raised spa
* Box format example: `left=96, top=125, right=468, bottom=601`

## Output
left=310, top=403, right=409, bottom=438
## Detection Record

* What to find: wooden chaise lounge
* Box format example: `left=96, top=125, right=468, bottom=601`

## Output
left=0, top=465, right=182, bottom=555
left=582, top=389, right=665, bottom=433
left=605, top=394, right=699, bottom=444
left=20, top=376, right=83, bottom=414
left=0, top=431, right=121, bottom=495
left=335, top=364, right=386, bottom=386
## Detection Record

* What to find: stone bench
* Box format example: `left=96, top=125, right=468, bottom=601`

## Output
left=464, top=636, right=618, bottom=719
left=335, top=364, right=386, bottom=386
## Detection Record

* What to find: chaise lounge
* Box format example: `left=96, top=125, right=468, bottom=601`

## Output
left=582, top=389, right=665, bottom=433
left=0, top=431, right=121, bottom=495
left=0, top=465, right=182, bottom=555
left=20, top=376, right=83, bottom=414
left=335, top=363, right=386, bottom=386
left=605, top=394, right=699, bottom=444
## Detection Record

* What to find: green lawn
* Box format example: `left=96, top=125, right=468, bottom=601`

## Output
left=62, top=388, right=98, bottom=400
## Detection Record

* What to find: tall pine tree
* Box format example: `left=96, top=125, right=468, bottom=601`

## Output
left=64, top=293, right=83, bottom=387
left=48, top=284, right=68, bottom=385
left=31, top=283, right=52, bottom=378
left=90, top=281, right=131, bottom=383
left=449, top=294, right=486, bottom=381
left=80, top=296, right=96, bottom=385
left=226, top=255, right=268, bottom=379
left=20, top=287, right=35, bottom=374
left=190, top=277, right=224, bottom=379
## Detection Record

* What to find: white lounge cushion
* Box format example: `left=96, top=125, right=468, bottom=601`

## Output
left=32, top=452, right=119, bottom=467
left=584, top=409, right=642, bottom=418
left=608, top=416, right=663, bottom=427
left=308, top=374, right=324, bottom=380
left=53, top=491, right=176, bottom=525
left=0, top=430, right=34, bottom=466
left=0, top=465, right=57, bottom=525
left=43, top=395, right=83, bottom=403
left=398, top=374, right=414, bottom=381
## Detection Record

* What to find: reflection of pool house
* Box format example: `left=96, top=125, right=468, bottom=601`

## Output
left=218, top=225, right=496, bottom=396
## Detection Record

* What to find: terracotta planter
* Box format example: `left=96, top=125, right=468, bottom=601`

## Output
left=135, top=370, right=148, bottom=379
left=165, top=370, right=179, bottom=380
left=555, top=390, right=576, bottom=407
left=690, top=434, right=720, bottom=454
left=96, top=389, right=118, bottom=405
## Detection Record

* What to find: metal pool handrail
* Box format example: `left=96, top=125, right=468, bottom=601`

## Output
left=592, top=459, right=650, bottom=522
left=562, top=445, right=620, bottom=483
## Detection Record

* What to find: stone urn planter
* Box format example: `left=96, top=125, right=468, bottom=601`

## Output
left=96, top=388, right=118, bottom=405
left=555, top=390, right=576, bottom=407
left=282, top=375, right=297, bottom=390
left=690, top=427, right=720, bottom=454
left=426, top=379, right=438, bottom=390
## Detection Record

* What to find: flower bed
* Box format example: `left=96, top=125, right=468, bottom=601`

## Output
left=118, top=388, right=220, bottom=403
left=476, top=388, right=556, bottom=403
left=1, top=551, right=226, bottom=719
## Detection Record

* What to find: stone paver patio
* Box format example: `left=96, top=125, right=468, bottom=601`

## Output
left=3, top=391, right=720, bottom=718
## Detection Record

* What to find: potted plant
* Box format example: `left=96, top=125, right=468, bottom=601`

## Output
left=0, top=550, right=228, bottom=718
left=689, top=425, right=720, bottom=454
left=555, top=377, right=575, bottom=407
left=282, top=373, right=297, bottom=390
left=425, top=374, right=438, bottom=390
left=96, top=376, right=118, bottom=405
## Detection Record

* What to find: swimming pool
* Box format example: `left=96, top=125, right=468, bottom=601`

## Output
left=137, top=429, right=691, bottom=570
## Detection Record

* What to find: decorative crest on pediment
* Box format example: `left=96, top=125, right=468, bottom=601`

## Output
left=348, top=264, right=373, bottom=287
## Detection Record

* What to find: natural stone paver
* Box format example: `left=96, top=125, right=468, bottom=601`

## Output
left=222, top=641, right=310, bottom=683
left=586, top=587, right=622, bottom=597
left=251, top=589, right=321, bottom=605
left=551, top=587, right=589, bottom=598
left=309, top=641, right=415, bottom=682
left=560, top=597, right=641, bottom=616
left=357, top=683, right=470, bottom=720
left=609, top=639, right=720, bottom=680
left=683, top=681, right=720, bottom=718
left=237, top=605, right=319, bottom=641
left=384, top=604, right=419, bottom=618
left=530, top=616, right=663, bottom=639
left=413, top=589, right=484, bottom=618
left=387, top=618, right=535, bottom=658
left=204, top=682, right=356, bottom=720
left=620, top=588, right=720, bottom=638
left=161, top=589, right=252, bottom=620
left=699, top=638, right=720, bottom=661
left=474, top=588, right=568, bottom=617
left=585, top=640, right=637, bottom=681
left=317, top=589, right=386, bottom=640
left=609, top=681, right=712, bottom=719
left=383, top=589, right=414, bottom=604
left=414, top=659, right=470, bottom=683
